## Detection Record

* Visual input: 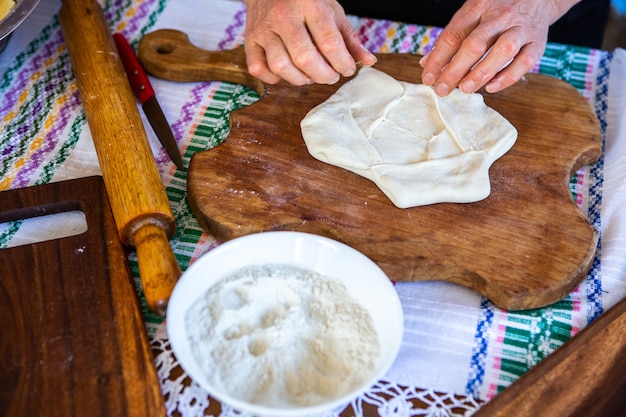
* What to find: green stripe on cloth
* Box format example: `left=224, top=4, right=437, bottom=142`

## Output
left=493, top=299, right=577, bottom=394
left=536, top=44, right=595, bottom=91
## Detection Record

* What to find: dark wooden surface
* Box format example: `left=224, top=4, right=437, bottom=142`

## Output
left=139, top=29, right=601, bottom=311
left=0, top=176, right=165, bottom=417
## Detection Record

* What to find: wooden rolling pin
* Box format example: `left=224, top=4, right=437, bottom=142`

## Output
left=59, top=0, right=180, bottom=315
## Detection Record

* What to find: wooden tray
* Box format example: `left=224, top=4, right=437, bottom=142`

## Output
left=0, top=176, right=165, bottom=417
left=139, top=29, right=601, bottom=310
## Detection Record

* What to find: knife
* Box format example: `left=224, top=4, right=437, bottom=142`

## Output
left=113, top=32, right=184, bottom=170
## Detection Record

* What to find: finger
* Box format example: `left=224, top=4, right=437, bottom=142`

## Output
left=420, top=31, right=465, bottom=88
left=308, top=2, right=376, bottom=76
left=421, top=4, right=481, bottom=87
left=272, top=12, right=341, bottom=85
left=484, top=42, right=545, bottom=93
left=282, top=36, right=341, bottom=84
left=245, top=1, right=341, bottom=85
left=264, top=38, right=318, bottom=86
left=306, top=21, right=355, bottom=77
left=457, top=29, right=524, bottom=94
left=430, top=16, right=512, bottom=96
left=245, top=42, right=283, bottom=85
left=335, top=16, right=377, bottom=68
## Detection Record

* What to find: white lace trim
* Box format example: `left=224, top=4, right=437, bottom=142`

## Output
left=151, top=336, right=483, bottom=417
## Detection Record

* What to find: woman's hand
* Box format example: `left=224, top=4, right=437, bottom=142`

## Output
left=420, top=0, right=581, bottom=96
left=243, top=0, right=377, bottom=86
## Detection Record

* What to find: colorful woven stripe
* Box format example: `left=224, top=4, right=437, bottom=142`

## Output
left=0, top=0, right=166, bottom=187
left=355, top=18, right=441, bottom=55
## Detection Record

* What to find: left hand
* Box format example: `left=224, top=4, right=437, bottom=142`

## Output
left=242, top=0, right=377, bottom=86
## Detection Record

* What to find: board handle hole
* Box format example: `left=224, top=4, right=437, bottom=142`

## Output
left=156, top=42, right=175, bottom=55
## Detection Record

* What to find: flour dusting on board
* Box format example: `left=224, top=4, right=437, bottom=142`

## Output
left=184, top=264, right=380, bottom=407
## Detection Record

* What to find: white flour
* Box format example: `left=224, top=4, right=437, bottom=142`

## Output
left=184, top=264, right=380, bottom=408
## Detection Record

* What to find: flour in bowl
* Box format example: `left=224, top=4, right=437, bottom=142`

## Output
left=184, top=264, right=380, bottom=408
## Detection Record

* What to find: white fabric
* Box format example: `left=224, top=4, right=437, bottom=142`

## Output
left=387, top=281, right=482, bottom=392
left=600, top=48, right=626, bottom=310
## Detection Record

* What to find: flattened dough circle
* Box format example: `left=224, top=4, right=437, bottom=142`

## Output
left=301, top=67, right=518, bottom=208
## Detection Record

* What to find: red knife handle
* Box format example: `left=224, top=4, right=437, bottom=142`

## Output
left=113, top=33, right=155, bottom=104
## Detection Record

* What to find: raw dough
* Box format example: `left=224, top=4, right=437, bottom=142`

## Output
left=300, top=67, right=518, bottom=208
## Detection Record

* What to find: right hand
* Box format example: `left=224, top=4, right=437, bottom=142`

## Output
left=242, top=0, right=377, bottom=86
left=420, top=0, right=580, bottom=96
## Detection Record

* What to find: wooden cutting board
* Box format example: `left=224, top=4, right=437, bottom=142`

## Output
left=0, top=176, right=165, bottom=417
left=139, top=29, right=601, bottom=310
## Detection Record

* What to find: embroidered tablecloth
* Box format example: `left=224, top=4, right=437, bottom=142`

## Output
left=2, top=0, right=625, bottom=415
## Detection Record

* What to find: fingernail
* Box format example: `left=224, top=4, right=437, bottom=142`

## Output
left=460, top=79, right=475, bottom=93
left=419, top=55, right=427, bottom=67
left=485, top=79, right=500, bottom=93
left=342, top=66, right=356, bottom=78
left=360, top=46, right=378, bottom=66
left=434, top=82, right=450, bottom=97
left=422, top=72, right=436, bottom=86
left=328, top=73, right=340, bottom=85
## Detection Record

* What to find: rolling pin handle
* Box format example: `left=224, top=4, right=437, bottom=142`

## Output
left=133, top=223, right=181, bottom=316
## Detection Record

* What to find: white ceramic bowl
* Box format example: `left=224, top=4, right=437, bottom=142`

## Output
left=167, top=231, right=404, bottom=417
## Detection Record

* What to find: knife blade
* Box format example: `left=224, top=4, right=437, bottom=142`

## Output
left=113, top=32, right=184, bottom=170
